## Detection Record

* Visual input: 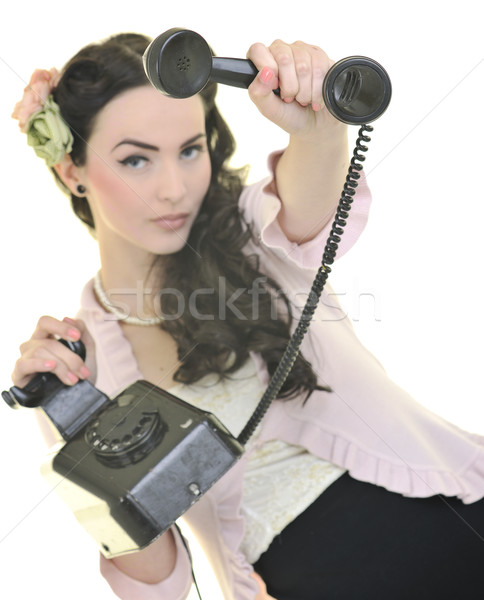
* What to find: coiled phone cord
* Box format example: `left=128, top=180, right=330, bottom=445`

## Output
left=237, top=124, right=373, bottom=447
left=188, top=124, right=373, bottom=599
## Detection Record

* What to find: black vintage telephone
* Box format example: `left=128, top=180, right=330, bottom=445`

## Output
left=2, top=29, right=391, bottom=561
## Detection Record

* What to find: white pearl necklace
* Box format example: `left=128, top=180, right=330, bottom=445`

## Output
left=93, top=271, right=164, bottom=326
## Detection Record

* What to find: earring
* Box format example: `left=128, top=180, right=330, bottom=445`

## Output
left=76, top=184, right=86, bottom=195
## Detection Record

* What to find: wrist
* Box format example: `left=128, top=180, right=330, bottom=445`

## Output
left=287, top=119, right=348, bottom=159
left=289, top=113, right=347, bottom=147
left=110, top=529, right=177, bottom=584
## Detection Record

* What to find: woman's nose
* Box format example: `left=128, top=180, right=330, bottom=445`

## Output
left=156, top=161, right=186, bottom=204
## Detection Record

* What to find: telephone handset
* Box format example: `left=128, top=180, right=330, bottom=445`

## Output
left=2, top=29, right=389, bottom=559
left=142, top=28, right=392, bottom=125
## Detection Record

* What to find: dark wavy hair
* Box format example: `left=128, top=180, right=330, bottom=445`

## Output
left=52, top=32, right=328, bottom=400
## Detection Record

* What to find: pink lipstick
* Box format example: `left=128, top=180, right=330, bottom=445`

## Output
left=153, top=213, right=188, bottom=230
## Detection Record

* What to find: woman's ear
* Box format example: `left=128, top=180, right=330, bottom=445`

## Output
left=54, top=154, right=87, bottom=196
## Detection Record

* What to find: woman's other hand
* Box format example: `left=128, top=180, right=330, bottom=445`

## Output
left=11, top=315, right=96, bottom=388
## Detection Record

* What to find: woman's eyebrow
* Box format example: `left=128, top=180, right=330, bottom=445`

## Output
left=111, top=133, right=206, bottom=153
left=111, top=139, right=158, bottom=152
left=180, top=133, right=206, bottom=148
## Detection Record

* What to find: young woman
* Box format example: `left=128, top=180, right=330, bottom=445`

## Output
left=10, top=32, right=484, bottom=599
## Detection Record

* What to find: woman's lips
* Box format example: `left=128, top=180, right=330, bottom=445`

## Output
left=152, top=213, right=189, bottom=230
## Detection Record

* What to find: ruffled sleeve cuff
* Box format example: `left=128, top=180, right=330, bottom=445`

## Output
left=332, top=436, right=484, bottom=505
left=260, top=398, right=484, bottom=506
left=239, top=150, right=372, bottom=270
left=99, top=526, right=193, bottom=600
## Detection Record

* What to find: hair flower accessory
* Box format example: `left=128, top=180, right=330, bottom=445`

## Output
left=12, top=68, right=74, bottom=167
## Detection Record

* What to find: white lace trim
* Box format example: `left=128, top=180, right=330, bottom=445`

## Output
left=241, top=440, right=344, bottom=563
left=166, top=358, right=264, bottom=439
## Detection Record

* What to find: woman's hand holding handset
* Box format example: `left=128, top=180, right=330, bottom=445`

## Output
left=11, top=315, right=97, bottom=389
left=246, top=39, right=349, bottom=244
left=246, top=39, right=340, bottom=138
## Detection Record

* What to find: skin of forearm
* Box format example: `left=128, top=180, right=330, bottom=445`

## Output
left=110, top=528, right=177, bottom=584
left=275, top=120, right=349, bottom=244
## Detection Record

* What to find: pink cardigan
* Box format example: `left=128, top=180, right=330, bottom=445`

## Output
left=76, top=172, right=484, bottom=599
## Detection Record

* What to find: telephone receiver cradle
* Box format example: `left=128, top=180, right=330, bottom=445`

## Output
left=3, top=30, right=392, bottom=559
left=143, top=28, right=392, bottom=124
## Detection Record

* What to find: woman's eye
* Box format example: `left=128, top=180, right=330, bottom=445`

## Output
left=180, top=145, right=204, bottom=160
left=118, top=155, right=148, bottom=169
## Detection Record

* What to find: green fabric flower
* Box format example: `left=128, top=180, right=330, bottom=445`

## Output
left=25, top=95, right=73, bottom=166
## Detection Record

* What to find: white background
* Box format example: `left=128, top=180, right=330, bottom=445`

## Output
left=0, top=1, right=483, bottom=598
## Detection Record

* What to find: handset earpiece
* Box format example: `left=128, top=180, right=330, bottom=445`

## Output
left=143, top=28, right=258, bottom=99
left=143, top=28, right=392, bottom=124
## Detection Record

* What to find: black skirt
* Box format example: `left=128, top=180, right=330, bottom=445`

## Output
left=253, top=473, right=484, bottom=600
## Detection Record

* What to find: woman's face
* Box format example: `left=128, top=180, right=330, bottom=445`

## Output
left=79, top=85, right=212, bottom=259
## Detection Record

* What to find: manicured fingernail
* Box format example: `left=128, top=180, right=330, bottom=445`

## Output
left=283, top=97, right=294, bottom=104
left=67, top=328, right=80, bottom=340
left=44, top=360, right=56, bottom=369
left=80, top=366, right=90, bottom=379
left=67, top=372, right=79, bottom=384
left=259, top=67, right=274, bottom=84
left=312, top=102, right=322, bottom=111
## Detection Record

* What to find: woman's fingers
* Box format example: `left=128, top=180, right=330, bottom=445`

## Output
left=11, top=355, right=57, bottom=387
left=31, top=314, right=82, bottom=342
left=247, top=39, right=335, bottom=134
left=14, top=338, right=86, bottom=387
left=249, top=40, right=329, bottom=108
left=12, top=316, right=93, bottom=388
